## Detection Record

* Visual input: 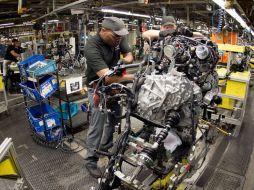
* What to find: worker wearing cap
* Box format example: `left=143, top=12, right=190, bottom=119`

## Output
left=3, top=39, right=23, bottom=76
left=3, top=39, right=24, bottom=90
left=84, top=17, right=134, bottom=178
left=142, top=15, right=203, bottom=42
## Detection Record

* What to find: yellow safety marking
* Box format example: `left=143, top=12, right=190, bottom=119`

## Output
left=217, top=44, right=245, bottom=53
left=0, top=158, right=18, bottom=177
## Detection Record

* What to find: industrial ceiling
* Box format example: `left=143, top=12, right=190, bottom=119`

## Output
left=0, top=0, right=253, bottom=30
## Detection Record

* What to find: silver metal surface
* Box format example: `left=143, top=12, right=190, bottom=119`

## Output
left=217, top=93, right=244, bottom=101
left=0, top=138, right=29, bottom=189
left=0, top=137, right=12, bottom=160
left=137, top=70, right=202, bottom=124
left=13, top=178, right=27, bottom=190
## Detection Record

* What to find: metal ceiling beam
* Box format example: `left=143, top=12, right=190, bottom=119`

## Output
left=34, top=0, right=90, bottom=21
left=0, top=17, right=23, bottom=23
left=100, top=0, right=208, bottom=9
left=101, top=1, right=140, bottom=9
left=0, top=11, right=17, bottom=15
left=193, top=10, right=213, bottom=14
left=149, top=0, right=208, bottom=6
left=0, top=0, right=16, bottom=3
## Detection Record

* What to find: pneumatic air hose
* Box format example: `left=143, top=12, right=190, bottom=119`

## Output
left=212, top=9, right=225, bottom=33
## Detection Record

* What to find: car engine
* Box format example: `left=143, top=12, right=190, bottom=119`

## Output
left=97, top=34, right=220, bottom=190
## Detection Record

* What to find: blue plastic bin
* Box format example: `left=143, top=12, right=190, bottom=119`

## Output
left=27, top=59, right=57, bottom=78
left=37, top=127, right=63, bottom=142
left=27, top=103, right=61, bottom=132
left=18, top=55, right=45, bottom=77
left=58, top=102, right=78, bottom=120
left=20, top=75, right=58, bottom=101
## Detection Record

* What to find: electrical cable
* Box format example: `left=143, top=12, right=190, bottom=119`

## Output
left=192, top=140, right=209, bottom=171
left=57, top=133, right=86, bottom=153
left=200, top=118, right=231, bottom=136
left=190, top=120, right=211, bottom=172
left=97, top=86, right=133, bottom=190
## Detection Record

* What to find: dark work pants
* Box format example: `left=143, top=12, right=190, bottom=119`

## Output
left=85, top=88, right=121, bottom=167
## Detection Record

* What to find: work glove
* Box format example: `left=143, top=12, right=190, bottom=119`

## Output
left=115, top=60, right=127, bottom=76
left=177, top=27, right=193, bottom=37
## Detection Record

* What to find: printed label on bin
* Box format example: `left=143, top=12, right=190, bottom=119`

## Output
left=52, top=78, right=57, bottom=85
left=41, top=82, right=53, bottom=98
left=29, top=61, right=47, bottom=69
left=39, top=121, right=43, bottom=126
left=46, top=119, right=56, bottom=128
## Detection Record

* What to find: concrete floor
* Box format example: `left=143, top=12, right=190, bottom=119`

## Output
left=191, top=85, right=254, bottom=190
left=241, top=90, right=254, bottom=190
left=1, top=86, right=254, bottom=189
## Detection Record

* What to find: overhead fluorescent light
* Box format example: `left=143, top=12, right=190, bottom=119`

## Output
left=23, top=21, right=34, bottom=26
left=71, top=9, right=84, bottom=15
left=213, top=0, right=225, bottom=9
left=104, top=16, right=129, bottom=21
left=155, top=17, right=162, bottom=21
left=226, top=8, right=247, bottom=28
left=21, top=14, right=30, bottom=18
left=0, top=23, right=14, bottom=26
left=48, top=19, right=59, bottom=23
left=101, top=9, right=150, bottom=18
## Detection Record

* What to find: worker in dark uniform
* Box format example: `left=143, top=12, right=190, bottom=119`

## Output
left=84, top=17, right=134, bottom=178
left=3, top=39, right=23, bottom=78
left=3, top=39, right=24, bottom=91
left=142, top=15, right=204, bottom=42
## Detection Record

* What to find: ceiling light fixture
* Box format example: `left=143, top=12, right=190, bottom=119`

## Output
left=48, top=19, right=59, bottom=23
left=0, top=23, right=14, bottom=27
left=101, top=9, right=150, bottom=18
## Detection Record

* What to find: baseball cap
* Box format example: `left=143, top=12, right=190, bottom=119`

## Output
left=12, top=39, right=19, bottom=43
left=102, top=17, right=129, bottom=36
left=161, top=16, right=176, bottom=26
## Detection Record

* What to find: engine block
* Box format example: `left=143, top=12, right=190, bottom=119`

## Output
left=137, top=69, right=202, bottom=124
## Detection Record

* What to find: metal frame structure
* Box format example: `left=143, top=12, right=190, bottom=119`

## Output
left=0, top=72, right=8, bottom=114
left=213, top=51, right=251, bottom=137
left=216, top=73, right=250, bottom=136
left=22, top=63, right=64, bottom=144
left=0, top=138, right=29, bottom=190
left=56, top=75, right=87, bottom=136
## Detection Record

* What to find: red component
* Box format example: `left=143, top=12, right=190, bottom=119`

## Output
left=122, top=68, right=127, bottom=76
left=174, top=43, right=180, bottom=49
left=93, top=92, right=100, bottom=107
left=185, top=164, right=191, bottom=171
left=140, top=23, right=147, bottom=32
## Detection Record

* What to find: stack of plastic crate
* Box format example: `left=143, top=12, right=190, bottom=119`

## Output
left=18, top=55, right=63, bottom=142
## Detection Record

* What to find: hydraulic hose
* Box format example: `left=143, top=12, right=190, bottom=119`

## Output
left=212, top=9, right=225, bottom=33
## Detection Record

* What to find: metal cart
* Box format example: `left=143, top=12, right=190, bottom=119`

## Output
left=0, top=72, right=8, bottom=114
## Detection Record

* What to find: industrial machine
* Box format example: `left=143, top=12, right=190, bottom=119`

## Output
left=91, top=34, right=221, bottom=190
left=47, top=37, right=87, bottom=76
left=211, top=44, right=251, bottom=136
